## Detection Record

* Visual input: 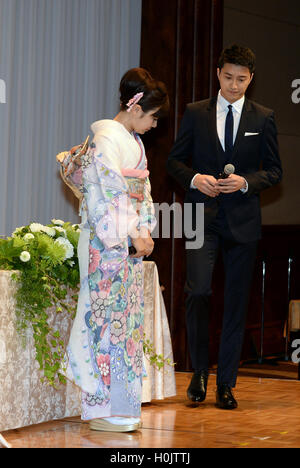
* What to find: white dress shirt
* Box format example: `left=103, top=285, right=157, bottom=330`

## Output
left=191, top=90, right=248, bottom=192
left=216, top=90, right=244, bottom=151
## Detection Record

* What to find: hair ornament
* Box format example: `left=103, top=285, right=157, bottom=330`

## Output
left=126, top=92, right=144, bottom=112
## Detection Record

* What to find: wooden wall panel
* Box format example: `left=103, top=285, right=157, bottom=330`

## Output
left=140, top=0, right=224, bottom=370
left=141, top=0, right=300, bottom=372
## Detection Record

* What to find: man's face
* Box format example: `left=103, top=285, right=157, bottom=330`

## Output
left=217, top=63, right=253, bottom=103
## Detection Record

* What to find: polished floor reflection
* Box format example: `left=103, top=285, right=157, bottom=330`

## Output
left=2, top=370, right=300, bottom=448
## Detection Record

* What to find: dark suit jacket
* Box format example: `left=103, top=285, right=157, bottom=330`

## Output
left=166, top=96, right=282, bottom=243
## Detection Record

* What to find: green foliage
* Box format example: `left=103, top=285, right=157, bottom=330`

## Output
left=143, top=335, right=175, bottom=371
left=1, top=220, right=81, bottom=388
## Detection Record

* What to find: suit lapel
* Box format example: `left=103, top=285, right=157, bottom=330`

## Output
left=231, top=98, right=253, bottom=162
left=206, top=97, right=223, bottom=172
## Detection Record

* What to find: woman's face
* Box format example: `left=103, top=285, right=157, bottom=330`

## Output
left=132, top=107, right=159, bottom=134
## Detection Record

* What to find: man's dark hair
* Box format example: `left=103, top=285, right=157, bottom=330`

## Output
left=218, top=44, right=256, bottom=74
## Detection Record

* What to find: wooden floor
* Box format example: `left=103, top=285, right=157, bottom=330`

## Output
left=2, top=370, right=300, bottom=448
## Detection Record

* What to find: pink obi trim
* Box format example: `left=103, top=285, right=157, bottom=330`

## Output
left=121, top=168, right=149, bottom=178
left=129, top=192, right=144, bottom=201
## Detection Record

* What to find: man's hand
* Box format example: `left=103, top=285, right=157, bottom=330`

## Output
left=216, top=174, right=247, bottom=193
left=193, top=174, right=220, bottom=197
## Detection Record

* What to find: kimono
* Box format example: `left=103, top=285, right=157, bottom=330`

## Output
left=61, top=120, right=156, bottom=420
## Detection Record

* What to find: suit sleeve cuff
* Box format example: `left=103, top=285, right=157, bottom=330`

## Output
left=190, top=173, right=200, bottom=189
left=240, top=178, right=249, bottom=193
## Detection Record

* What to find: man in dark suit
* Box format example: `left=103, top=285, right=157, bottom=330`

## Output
left=166, top=44, right=282, bottom=409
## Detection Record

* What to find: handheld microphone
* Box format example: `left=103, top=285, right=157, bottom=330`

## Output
left=219, top=163, right=235, bottom=179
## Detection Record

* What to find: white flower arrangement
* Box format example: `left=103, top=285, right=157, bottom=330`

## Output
left=29, top=223, right=45, bottom=233
left=20, top=251, right=31, bottom=262
left=0, top=219, right=81, bottom=387
left=51, top=219, right=65, bottom=226
left=12, top=226, right=25, bottom=237
left=23, top=233, right=35, bottom=242
left=8, top=220, right=80, bottom=265
left=54, top=226, right=67, bottom=236
left=41, top=226, right=56, bottom=237
left=55, top=236, right=74, bottom=260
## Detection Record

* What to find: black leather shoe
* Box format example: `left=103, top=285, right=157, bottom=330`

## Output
left=187, top=370, right=208, bottom=402
left=216, top=384, right=238, bottom=410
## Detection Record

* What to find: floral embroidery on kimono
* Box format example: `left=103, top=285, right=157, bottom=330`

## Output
left=62, top=120, right=156, bottom=420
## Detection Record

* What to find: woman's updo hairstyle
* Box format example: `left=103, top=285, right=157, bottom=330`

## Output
left=119, top=67, right=169, bottom=118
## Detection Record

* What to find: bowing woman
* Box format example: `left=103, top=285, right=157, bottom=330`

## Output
left=59, top=68, right=169, bottom=432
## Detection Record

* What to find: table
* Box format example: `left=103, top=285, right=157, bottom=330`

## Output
left=0, top=262, right=176, bottom=432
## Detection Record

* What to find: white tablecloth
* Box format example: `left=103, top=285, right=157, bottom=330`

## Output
left=0, top=261, right=176, bottom=431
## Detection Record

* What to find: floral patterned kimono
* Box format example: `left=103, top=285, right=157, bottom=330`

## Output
left=62, top=120, right=156, bottom=420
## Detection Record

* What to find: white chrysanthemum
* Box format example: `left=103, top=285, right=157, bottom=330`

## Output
left=12, top=226, right=25, bottom=237
left=30, top=223, right=44, bottom=233
left=41, top=226, right=56, bottom=237
left=20, top=251, right=31, bottom=262
left=55, top=226, right=66, bottom=236
left=51, top=219, right=65, bottom=226
left=55, top=237, right=74, bottom=260
left=23, top=233, right=35, bottom=242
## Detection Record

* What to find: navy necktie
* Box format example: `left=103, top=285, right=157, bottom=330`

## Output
left=224, top=104, right=233, bottom=161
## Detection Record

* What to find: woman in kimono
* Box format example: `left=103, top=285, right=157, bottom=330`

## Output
left=61, top=68, right=169, bottom=432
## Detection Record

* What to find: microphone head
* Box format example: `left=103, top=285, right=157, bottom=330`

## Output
left=224, top=164, right=235, bottom=175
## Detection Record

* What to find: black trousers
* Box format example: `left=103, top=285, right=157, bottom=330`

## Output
left=185, top=207, right=257, bottom=387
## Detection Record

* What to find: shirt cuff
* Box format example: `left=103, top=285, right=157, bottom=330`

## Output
left=240, top=178, right=248, bottom=193
left=190, top=173, right=200, bottom=189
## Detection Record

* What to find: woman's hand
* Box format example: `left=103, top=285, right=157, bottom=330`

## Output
left=130, top=227, right=154, bottom=258
left=141, top=227, right=154, bottom=257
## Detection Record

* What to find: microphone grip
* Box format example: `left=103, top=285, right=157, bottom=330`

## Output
left=218, top=171, right=229, bottom=179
